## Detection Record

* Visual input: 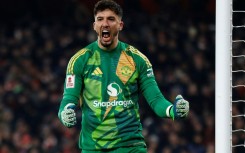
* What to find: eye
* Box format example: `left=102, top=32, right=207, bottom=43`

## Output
left=96, top=17, right=103, bottom=21
left=108, top=17, right=115, bottom=21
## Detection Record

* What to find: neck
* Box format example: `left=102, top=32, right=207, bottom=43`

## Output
left=97, top=38, right=119, bottom=51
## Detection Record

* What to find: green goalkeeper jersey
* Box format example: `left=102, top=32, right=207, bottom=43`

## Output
left=59, top=41, right=172, bottom=150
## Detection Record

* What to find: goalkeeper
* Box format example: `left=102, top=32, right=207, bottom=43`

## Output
left=58, top=0, right=190, bottom=152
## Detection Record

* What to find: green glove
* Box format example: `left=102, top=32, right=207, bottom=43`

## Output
left=59, top=103, right=77, bottom=128
left=170, top=95, right=189, bottom=120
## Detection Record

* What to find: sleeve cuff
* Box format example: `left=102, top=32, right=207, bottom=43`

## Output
left=166, top=105, right=173, bottom=117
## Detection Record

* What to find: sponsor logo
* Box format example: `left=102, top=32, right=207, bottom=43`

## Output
left=91, top=67, right=103, bottom=76
left=107, top=82, right=122, bottom=97
left=66, top=75, right=75, bottom=88
left=93, top=100, right=134, bottom=108
left=147, top=68, right=154, bottom=77
left=93, top=82, right=134, bottom=108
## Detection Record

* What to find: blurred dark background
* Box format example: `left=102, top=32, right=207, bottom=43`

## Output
left=0, top=0, right=243, bottom=153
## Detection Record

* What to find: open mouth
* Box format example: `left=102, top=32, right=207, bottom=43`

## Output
left=102, top=30, right=111, bottom=41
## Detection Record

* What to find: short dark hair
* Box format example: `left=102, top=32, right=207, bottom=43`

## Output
left=94, top=0, right=123, bottom=18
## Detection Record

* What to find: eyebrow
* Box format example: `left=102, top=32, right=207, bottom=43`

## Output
left=96, top=15, right=116, bottom=19
left=96, top=16, right=117, bottom=21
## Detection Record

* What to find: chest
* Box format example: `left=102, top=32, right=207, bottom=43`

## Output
left=86, top=50, right=137, bottom=83
left=82, top=50, right=139, bottom=101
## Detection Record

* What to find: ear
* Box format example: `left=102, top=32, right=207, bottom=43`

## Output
left=119, top=21, right=124, bottom=31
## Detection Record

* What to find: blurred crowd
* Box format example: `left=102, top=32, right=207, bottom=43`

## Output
left=0, top=0, right=242, bottom=153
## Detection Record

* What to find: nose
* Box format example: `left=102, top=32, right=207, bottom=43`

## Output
left=102, top=19, right=109, bottom=27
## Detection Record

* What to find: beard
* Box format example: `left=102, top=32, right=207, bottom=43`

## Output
left=100, top=39, right=113, bottom=48
left=99, top=31, right=119, bottom=49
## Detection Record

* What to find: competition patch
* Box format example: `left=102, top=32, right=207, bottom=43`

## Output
left=66, top=75, right=75, bottom=88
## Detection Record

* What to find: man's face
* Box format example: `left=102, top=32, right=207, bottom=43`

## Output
left=93, top=9, right=123, bottom=49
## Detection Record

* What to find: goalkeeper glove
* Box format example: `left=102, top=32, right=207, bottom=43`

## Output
left=60, top=103, right=77, bottom=128
left=170, top=95, right=189, bottom=120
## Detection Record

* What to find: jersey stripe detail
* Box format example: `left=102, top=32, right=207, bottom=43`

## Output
left=67, top=49, right=87, bottom=74
left=127, top=46, right=152, bottom=67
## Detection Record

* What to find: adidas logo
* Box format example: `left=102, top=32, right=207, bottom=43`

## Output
left=92, top=67, right=103, bottom=76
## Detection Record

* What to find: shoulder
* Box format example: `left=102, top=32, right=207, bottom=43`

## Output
left=69, top=42, right=97, bottom=62
left=66, top=42, right=96, bottom=74
left=123, top=43, right=152, bottom=67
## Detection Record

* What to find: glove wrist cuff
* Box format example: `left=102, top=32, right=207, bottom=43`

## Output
left=166, top=105, right=173, bottom=117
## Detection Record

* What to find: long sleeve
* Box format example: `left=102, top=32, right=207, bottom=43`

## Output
left=58, top=48, right=89, bottom=119
left=134, top=49, right=173, bottom=118
left=140, top=77, right=172, bottom=117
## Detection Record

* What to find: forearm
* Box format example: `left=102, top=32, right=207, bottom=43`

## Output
left=58, top=94, right=79, bottom=119
left=141, top=80, right=173, bottom=118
